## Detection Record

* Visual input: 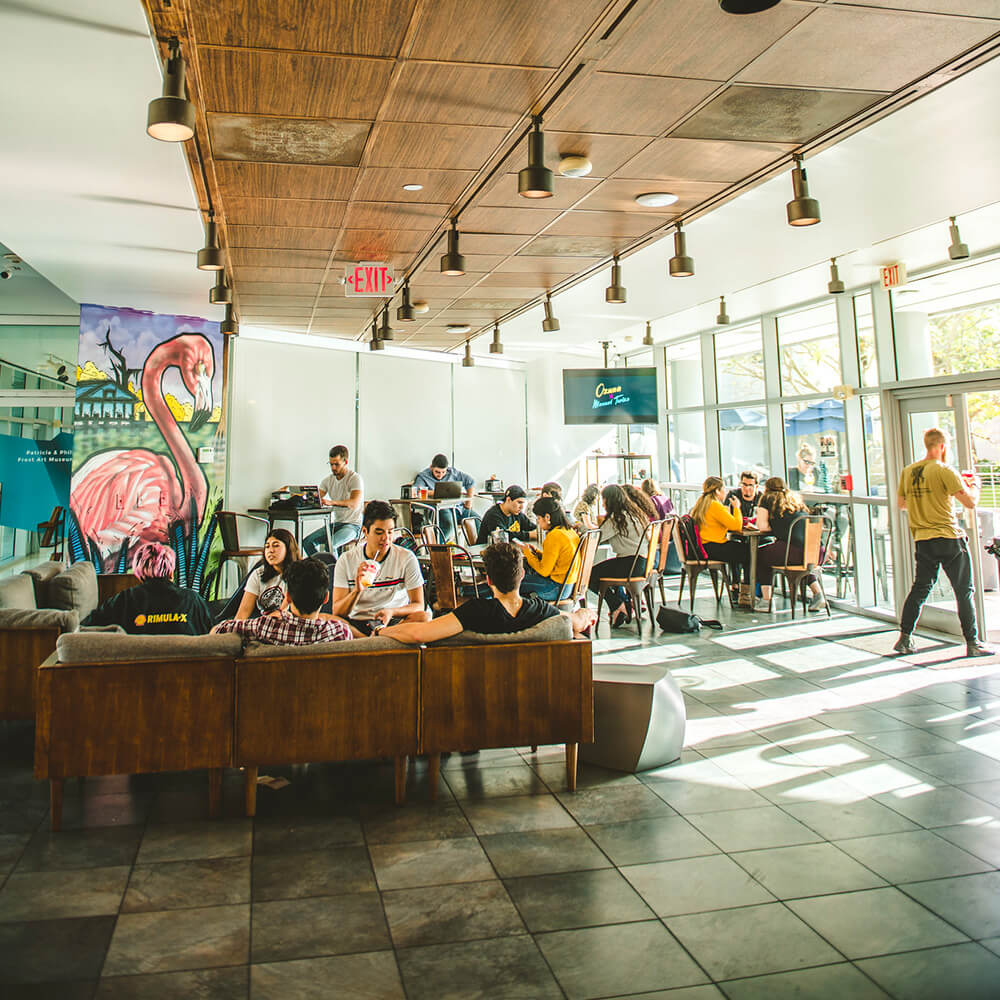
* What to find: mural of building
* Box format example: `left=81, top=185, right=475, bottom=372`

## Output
left=74, top=380, right=137, bottom=424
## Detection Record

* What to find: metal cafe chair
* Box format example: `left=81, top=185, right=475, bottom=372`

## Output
left=214, top=511, right=269, bottom=599
left=768, top=514, right=834, bottom=618
left=553, top=528, right=600, bottom=610
left=593, top=519, right=666, bottom=630
left=674, top=515, right=734, bottom=612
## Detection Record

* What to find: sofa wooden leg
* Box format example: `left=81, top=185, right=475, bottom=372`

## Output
left=208, top=768, right=222, bottom=819
left=565, top=743, right=578, bottom=792
left=530, top=745, right=538, bottom=753
left=394, top=755, right=408, bottom=806
left=49, top=778, right=63, bottom=832
left=244, top=766, right=258, bottom=818
left=427, top=753, right=440, bottom=802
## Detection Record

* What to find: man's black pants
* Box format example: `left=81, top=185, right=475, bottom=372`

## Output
left=900, top=537, right=979, bottom=642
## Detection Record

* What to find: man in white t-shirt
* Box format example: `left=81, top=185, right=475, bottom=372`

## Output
left=331, top=499, right=430, bottom=635
left=303, top=444, right=364, bottom=555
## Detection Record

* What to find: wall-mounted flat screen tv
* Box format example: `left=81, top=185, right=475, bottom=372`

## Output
left=562, top=368, right=659, bottom=425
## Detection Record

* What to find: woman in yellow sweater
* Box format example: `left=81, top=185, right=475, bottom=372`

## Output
left=518, top=497, right=578, bottom=601
left=690, top=476, right=751, bottom=602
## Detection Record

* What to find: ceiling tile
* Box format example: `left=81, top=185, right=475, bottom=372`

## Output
left=444, top=232, right=527, bottom=255
left=233, top=266, right=328, bottom=284
left=545, top=72, right=720, bottom=136
left=189, top=0, right=417, bottom=55
left=230, top=248, right=332, bottom=268
left=215, top=162, right=357, bottom=201
left=738, top=6, right=998, bottom=92
left=477, top=272, right=553, bottom=289
left=366, top=122, right=509, bottom=169
left=390, top=61, right=551, bottom=126
left=343, top=202, right=451, bottom=231
left=544, top=211, right=668, bottom=239
left=353, top=167, right=475, bottom=203
left=459, top=295, right=540, bottom=310
left=227, top=226, right=338, bottom=250
left=223, top=199, right=348, bottom=229
left=519, top=234, right=628, bottom=256
left=837, top=1, right=1000, bottom=20
left=494, top=255, right=596, bottom=274
left=236, top=281, right=323, bottom=296
left=617, top=137, right=794, bottom=183
left=671, top=85, right=886, bottom=144
left=199, top=49, right=394, bottom=119
left=477, top=173, right=601, bottom=211
left=576, top=177, right=725, bottom=214
left=408, top=0, right=610, bottom=66
left=408, top=270, right=484, bottom=287
left=208, top=113, right=371, bottom=165
left=598, top=0, right=810, bottom=81
left=460, top=206, right=562, bottom=235
left=338, top=229, right=428, bottom=256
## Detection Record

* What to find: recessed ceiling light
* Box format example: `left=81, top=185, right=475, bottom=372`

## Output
left=447, top=323, right=471, bottom=334
left=402, top=183, right=423, bottom=192
left=635, top=192, right=678, bottom=208
left=412, top=299, right=430, bottom=314
left=558, top=155, right=592, bottom=178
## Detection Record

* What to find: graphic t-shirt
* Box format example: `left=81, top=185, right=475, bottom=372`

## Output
left=453, top=595, right=558, bottom=634
left=320, top=469, right=364, bottom=526
left=334, top=542, right=424, bottom=620
left=83, top=579, right=213, bottom=635
left=476, top=503, right=536, bottom=543
left=898, top=459, right=965, bottom=541
left=244, top=565, right=287, bottom=614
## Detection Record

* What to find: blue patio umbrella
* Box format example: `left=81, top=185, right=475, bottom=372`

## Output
left=784, top=398, right=873, bottom=434
left=718, top=407, right=768, bottom=429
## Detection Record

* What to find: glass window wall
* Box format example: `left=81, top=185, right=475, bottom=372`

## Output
left=854, top=292, right=879, bottom=388
left=719, top=407, right=768, bottom=486
left=714, top=324, right=764, bottom=403
left=778, top=302, right=840, bottom=396
left=666, top=339, right=702, bottom=409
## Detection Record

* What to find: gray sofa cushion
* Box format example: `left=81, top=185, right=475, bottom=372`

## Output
left=0, top=607, right=78, bottom=632
left=22, top=561, right=64, bottom=605
left=0, top=574, right=37, bottom=611
left=56, top=632, right=243, bottom=663
left=243, top=635, right=408, bottom=657
left=431, top=613, right=573, bottom=646
left=46, top=562, right=99, bottom=619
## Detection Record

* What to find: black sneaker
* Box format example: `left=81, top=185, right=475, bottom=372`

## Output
left=893, top=635, right=916, bottom=655
left=966, top=641, right=994, bottom=658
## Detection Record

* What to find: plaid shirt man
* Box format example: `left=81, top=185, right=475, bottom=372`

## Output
left=215, top=610, right=351, bottom=645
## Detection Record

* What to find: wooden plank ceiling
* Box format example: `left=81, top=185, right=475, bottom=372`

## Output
left=145, top=0, right=1000, bottom=352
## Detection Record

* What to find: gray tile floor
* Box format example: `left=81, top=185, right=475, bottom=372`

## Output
left=2, top=605, right=1000, bottom=998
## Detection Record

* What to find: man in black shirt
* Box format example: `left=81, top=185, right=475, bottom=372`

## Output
left=476, top=485, right=536, bottom=544
left=725, top=470, right=763, bottom=520
left=380, top=542, right=595, bottom=642
left=83, top=542, right=213, bottom=635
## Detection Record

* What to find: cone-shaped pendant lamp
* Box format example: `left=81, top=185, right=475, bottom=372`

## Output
left=828, top=258, right=845, bottom=294
left=209, top=271, right=231, bottom=305
left=605, top=257, right=627, bottom=304
left=669, top=223, right=694, bottom=277
left=948, top=216, right=970, bottom=260
left=440, top=220, right=466, bottom=275
left=462, top=341, right=475, bottom=367
left=396, top=281, right=415, bottom=322
left=197, top=213, right=225, bottom=271
left=220, top=303, right=238, bottom=336
left=518, top=116, right=554, bottom=199
left=147, top=39, right=196, bottom=142
left=786, top=154, right=821, bottom=226
left=542, top=293, right=559, bottom=333
left=489, top=324, right=503, bottom=355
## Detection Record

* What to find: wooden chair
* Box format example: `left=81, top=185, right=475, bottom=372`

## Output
left=652, top=513, right=678, bottom=606
left=593, top=520, right=665, bottom=631
left=768, top=514, right=834, bottom=618
left=420, top=523, right=447, bottom=546
left=674, top=516, right=733, bottom=611
left=427, top=543, right=486, bottom=612
left=461, top=516, right=481, bottom=546
left=36, top=506, right=66, bottom=560
left=215, top=511, right=269, bottom=598
left=554, top=528, right=600, bottom=610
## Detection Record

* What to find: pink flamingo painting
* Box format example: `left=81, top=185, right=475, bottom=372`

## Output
left=71, top=333, right=215, bottom=569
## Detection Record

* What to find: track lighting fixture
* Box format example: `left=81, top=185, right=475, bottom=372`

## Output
left=209, top=271, right=231, bottom=305
left=369, top=318, right=384, bottom=351
left=518, top=116, right=554, bottom=199
left=147, top=39, right=196, bottom=142
left=197, top=213, right=225, bottom=271
left=786, top=154, right=821, bottom=227
left=948, top=216, right=969, bottom=260
left=462, top=342, right=475, bottom=367
left=396, top=281, right=415, bottom=322
left=489, top=323, right=503, bottom=355
left=378, top=305, right=393, bottom=341
left=643, top=322, right=654, bottom=347
left=219, top=303, right=238, bottom=336
left=440, top=220, right=466, bottom=276
left=669, top=223, right=694, bottom=277
left=717, top=296, right=731, bottom=325
left=542, top=293, right=560, bottom=333
left=605, top=257, right=627, bottom=304
left=827, top=258, right=845, bottom=294
left=719, top=0, right=782, bottom=13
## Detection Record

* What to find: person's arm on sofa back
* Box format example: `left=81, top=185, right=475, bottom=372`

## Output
left=379, top=613, right=463, bottom=645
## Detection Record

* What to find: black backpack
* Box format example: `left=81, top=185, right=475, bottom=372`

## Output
left=656, top=604, right=723, bottom=634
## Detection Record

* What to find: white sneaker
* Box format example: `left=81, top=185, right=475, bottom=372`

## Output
left=808, top=592, right=826, bottom=612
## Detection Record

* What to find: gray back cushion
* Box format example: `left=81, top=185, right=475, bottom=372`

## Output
left=22, top=561, right=65, bottom=605
left=56, top=632, right=243, bottom=663
left=46, top=562, right=99, bottom=619
left=0, top=574, right=37, bottom=611
left=243, top=635, right=408, bottom=658
left=0, top=607, right=78, bottom=633
left=431, top=613, right=573, bottom=646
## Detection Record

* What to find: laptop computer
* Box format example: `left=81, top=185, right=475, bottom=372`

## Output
left=433, top=481, right=462, bottom=499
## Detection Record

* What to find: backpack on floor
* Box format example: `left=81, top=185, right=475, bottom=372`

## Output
left=656, top=604, right=723, bottom=634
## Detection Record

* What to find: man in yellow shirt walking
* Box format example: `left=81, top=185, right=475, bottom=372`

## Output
left=895, top=427, right=992, bottom=657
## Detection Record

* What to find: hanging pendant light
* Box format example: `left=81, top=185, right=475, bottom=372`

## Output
left=786, top=154, right=821, bottom=226
left=440, top=220, right=466, bottom=275
left=396, top=281, right=415, bottom=322
left=369, top=318, right=384, bottom=351
left=489, top=323, right=503, bottom=355
left=719, top=0, right=782, bottom=13
left=197, top=213, right=225, bottom=271
left=219, top=303, right=238, bottom=336
left=146, top=39, right=196, bottom=142
left=542, top=293, right=560, bottom=333
left=643, top=322, right=654, bottom=347
left=717, top=296, right=731, bottom=325
left=668, top=223, right=694, bottom=277
left=209, top=271, right=231, bottom=305
left=948, top=216, right=970, bottom=260
left=378, top=305, right=393, bottom=341
left=605, top=256, right=627, bottom=304
left=462, top=341, right=475, bottom=367
left=827, top=257, right=845, bottom=294
left=518, top=115, right=554, bottom=199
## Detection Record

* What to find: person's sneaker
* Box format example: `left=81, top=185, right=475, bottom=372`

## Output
left=893, top=635, right=916, bottom=655
left=808, top=592, right=826, bottom=612
left=966, top=641, right=994, bottom=658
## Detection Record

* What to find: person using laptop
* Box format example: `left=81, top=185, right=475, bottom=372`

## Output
left=476, top=485, right=536, bottom=543
left=413, top=453, right=476, bottom=538
left=303, top=444, right=364, bottom=555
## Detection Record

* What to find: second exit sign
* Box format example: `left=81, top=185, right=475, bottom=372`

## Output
left=345, top=262, right=395, bottom=296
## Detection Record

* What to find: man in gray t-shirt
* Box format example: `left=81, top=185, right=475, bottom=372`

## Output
left=303, top=444, right=364, bottom=555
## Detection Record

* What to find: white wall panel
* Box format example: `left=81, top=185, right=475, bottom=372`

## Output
left=227, top=338, right=356, bottom=513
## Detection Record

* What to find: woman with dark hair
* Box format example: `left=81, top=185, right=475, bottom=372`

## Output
left=690, top=476, right=751, bottom=604
left=641, top=478, right=675, bottom=520
left=623, top=483, right=658, bottom=522
left=754, top=477, right=826, bottom=612
left=590, top=484, right=649, bottom=627
left=573, top=484, right=600, bottom=528
left=235, top=527, right=300, bottom=619
left=518, top=497, right=579, bottom=600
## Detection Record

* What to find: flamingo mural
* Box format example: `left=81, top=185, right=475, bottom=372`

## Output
left=70, top=305, right=226, bottom=583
